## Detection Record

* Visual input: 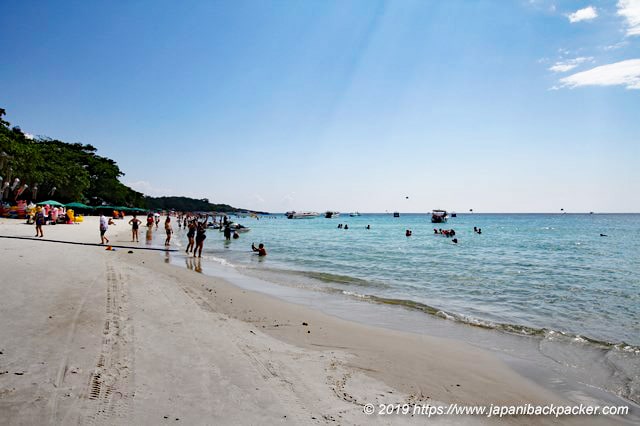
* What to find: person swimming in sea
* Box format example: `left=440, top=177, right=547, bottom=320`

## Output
left=252, top=242, right=267, bottom=256
left=405, top=229, right=412, bottom=237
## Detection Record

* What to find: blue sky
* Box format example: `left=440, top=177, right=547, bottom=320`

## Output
left=1, top=0, right=639, bottom=212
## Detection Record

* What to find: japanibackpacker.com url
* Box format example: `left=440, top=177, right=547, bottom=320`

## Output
left=363, top=403, right=629, bottom=418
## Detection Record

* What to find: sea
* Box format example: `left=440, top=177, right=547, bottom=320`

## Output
left=163, top=213, right=640, bottom=409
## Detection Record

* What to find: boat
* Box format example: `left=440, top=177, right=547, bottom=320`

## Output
left=393, top=211, right=400, bottom=218
left=219, top=222, right=251, bottom=232
left=451, top=212, right=457, bottom=217
left=431, top=209, right=448, bottom=223
left=287, top=211, right=320, bottom=219
left=349, top=212, right=360, bottom=217
left=230, top=224, right=251, bottom=233
left=325, top=211, right=340, bottom=218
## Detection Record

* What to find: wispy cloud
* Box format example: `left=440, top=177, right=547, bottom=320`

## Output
left=617, top=0, right=640, bottom=36
left=558, top=59, right=640, bottom=89
left=604, top=40, right=629, bottom=50
left=548, top=57, right=593, bottom=73
left=567, top=6, right=598, bottom=23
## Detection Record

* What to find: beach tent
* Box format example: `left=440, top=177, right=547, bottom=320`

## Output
left=65, top=202, right=93, bottom=209
left=37, top=200, right=64, bottom=207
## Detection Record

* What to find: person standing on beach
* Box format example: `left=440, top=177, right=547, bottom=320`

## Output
left=154, top=212, right=160, bottom=229
left=185, top=219, right=196, bottom=253
left=164, top=217, right=173, bottom=246
left=99, top=213, right=109, bottom=244
left=129, top=215, right=141, bottom=242
left=194, top=219, right=207, bottom=258
left=34, top=207, right=44, bottom=237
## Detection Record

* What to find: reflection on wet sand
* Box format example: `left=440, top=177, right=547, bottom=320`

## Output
left=186, top=256, right=202, bottom=273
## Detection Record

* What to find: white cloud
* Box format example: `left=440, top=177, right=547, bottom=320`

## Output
left=567, top=6, right=598, bottom=23
left=617, top=0, right=640, bottom=36
left=549, top=56, right=593, bottom=73
left=125, top=180, right=175, bottom=196
left=558, top=59, right=640, bottom=89
left=24, top=132, right=34, bottom=140
left=604, top=40, right=629, bottom=50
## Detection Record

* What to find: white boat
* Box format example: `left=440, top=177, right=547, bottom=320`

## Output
left=349, top=212, right=360, bottom=217
left=287, top=211, right=320, bottom=219
left=231, top=224, right=251, bottom=233
left=431, top=209, right=448, bottom=223
left=220, top=222, right=251, bottom=232
left=325, top=211, right=340, bottom=218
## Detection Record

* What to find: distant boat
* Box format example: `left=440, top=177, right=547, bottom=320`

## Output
left=349, top=212, right=360, bottom=217
left=451, top=212, right=457, bottom=217
left=325, top=211, right=340, bottom=218
left=393, top=211, right=400, bottom=218
left=431, top=209, right=448, bottom=223
left=287, top=211, right=320, bottom=219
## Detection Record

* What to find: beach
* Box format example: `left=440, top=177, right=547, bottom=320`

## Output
left=0, top=216, right=632, bottom=425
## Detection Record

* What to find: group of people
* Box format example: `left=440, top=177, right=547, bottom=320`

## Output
left=98, top=211, right=268, bottom=258
left=473, top=227, right=483, bottom=234
left=434, top=228, right=456, bottom=237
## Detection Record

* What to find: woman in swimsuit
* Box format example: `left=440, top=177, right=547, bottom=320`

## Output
left=129, top=215, right=141, bottom=242
left=186, top=219, right=196, bottom=253
left=194, top=215, right=208, bottom=258
left=164, top=217, right=173, bottom=246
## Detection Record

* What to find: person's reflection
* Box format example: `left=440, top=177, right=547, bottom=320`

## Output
left=186, top=257, right=202, bottom=273
left=164, top=251, right=170, bottom=264
left=146, top=227, right=153, bottom=244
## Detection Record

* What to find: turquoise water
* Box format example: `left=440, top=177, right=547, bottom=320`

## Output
left=193, top=213, right=639, bottom=348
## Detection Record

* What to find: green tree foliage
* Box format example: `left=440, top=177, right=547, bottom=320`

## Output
left=0, top=108, right=257, bottom=213
left=145, top=196, right=240, bottom=212
left=0, top=108, right=144, bottom=206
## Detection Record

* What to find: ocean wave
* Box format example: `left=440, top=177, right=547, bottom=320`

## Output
left=334, top=291, right=640, bottom=354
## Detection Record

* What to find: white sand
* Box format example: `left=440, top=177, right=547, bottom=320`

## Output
left=0, top=216, right=620, bottom=425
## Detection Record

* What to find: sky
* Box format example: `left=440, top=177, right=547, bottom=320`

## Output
left=1, top=0, right=639, bottom=213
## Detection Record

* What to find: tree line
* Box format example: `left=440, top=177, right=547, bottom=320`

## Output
left=0, top=108, right=249, bottom=213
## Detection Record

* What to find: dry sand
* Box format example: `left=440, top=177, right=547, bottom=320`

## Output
left=0, top=216, right=625, bottom=425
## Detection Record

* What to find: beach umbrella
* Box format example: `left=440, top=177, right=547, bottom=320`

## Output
left=37, top=200, right=64, bottom=207
left=65, top=202, right=93, bottom=209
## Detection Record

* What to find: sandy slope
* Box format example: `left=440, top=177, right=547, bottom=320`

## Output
left=0, top=217, right=621, bottom=425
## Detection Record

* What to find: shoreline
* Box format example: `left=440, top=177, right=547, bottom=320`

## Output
left=0, top=217, right=636, bottom=424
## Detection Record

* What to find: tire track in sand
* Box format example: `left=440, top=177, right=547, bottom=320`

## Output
left=83, top=262, right=135, bottom=425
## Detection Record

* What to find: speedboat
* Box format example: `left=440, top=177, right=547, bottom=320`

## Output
left=431, top=210, right=448, bottom=223
left=325, top=211, right=340, bottom=218
left=287, top=211, right=320, bottom=219
left=349, top=212, right=360, bottom=217
left=220, top=222, right=251, bottom=232
left=393, top=211, right=400, bottom=218
left=230, top=224, right=251, bottom=233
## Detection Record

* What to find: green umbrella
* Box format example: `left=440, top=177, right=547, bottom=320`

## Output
left=37, top=200, right=64, bottom=207
left=65, top=202, right=93, bottom=209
